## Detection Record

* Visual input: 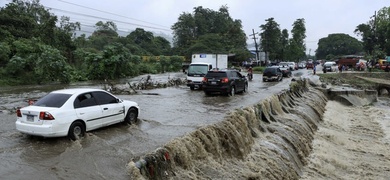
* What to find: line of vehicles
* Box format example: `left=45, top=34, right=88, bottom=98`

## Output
left=185, top=53, right=248, bottom=96
left=185, top=54, right=298, bottom=96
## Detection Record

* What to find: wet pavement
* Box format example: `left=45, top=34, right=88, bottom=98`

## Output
left=0, top=69, right=308, bottom=179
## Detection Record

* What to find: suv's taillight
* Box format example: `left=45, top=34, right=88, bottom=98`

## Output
left=16, top=108, right=22, bottom=117
left=39, top=112, right=55, bottom=120
left=221, top=77, right=229, bottom=83
left=202, top=77, right=208, bottom=82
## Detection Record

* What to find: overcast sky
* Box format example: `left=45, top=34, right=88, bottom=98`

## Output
left=1, top=0, right=388, bottom=54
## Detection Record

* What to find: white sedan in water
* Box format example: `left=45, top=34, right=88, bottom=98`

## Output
left=15, top=88, right=140, bottom=140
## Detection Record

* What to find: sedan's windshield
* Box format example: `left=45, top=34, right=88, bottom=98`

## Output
left=34, top=93, right=72, bottom=108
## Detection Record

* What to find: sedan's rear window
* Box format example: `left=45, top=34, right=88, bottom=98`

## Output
left=34, top=93, right=72, bottom=108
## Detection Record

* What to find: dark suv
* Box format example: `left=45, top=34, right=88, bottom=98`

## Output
left=262, top=66, right=283, bottom=82
left=202, top=69, right=248, bottom=96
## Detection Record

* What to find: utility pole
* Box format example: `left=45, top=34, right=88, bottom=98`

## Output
left=374, top=11, right=377, bottom=55
left=249, top=29, right=260, bottom=64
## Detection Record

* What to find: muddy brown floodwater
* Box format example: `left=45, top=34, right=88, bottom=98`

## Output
left=4, top=69, right=387, bottom=180
left=0, top=71, right=297, bottom=179
left=301, top=98, right=390, bottom=179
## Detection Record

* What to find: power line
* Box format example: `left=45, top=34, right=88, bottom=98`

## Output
left=46, top=6, right=172, bottom=32
left=57, top=0, right=170, bottom=29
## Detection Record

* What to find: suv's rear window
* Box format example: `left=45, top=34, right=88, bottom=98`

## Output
left=205, top=72, right=227, bottom=78
left=264, top=68, right=277, bottom=73
left=34, top=93, right=72, bottom=108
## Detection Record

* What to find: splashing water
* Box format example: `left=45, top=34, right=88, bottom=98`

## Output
left=128, top=79, right=328, bottom=179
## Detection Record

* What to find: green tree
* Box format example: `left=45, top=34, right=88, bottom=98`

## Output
left=5, top=38, right=71, bottom=84
left=288, top=18, right=306, bottom=61
left=159, top=55, right=169, bottom=72
left=0, top=0, right=185, bottom=85
left=125, top=28, right=172, bottom=56
left=0, top=0, right=47, bottom=40
left=127, top=28, right=153, bottom=45
left=280, top=29, right=289, bottom=60
left=0, top=0, right=75, bottom=58
left=169, top=55, right=184, bottom=71
left=188, top=33, right=224, bottom=54
left=260, top=18, right=281, bottom=61
left=355, top=6, right=390, bottom=58
left=171, top=5, right=247, bottom=57
left=154, top=36, right=172, bottom=55
left=88, top=21, right=119, bottom=50
left=316, top=33, right=363, bottom=59
left=35, top=45, right=72, bottom=84
left=171, top=12, right=195, bottom=55
left=0, top=42, right=11, bottom=66
left=6, top=38, right=41, bottom=77
left=85, top=43, right=132, bottom=80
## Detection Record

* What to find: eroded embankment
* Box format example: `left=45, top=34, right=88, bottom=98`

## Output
left=128, top=80, right=328, bottom=179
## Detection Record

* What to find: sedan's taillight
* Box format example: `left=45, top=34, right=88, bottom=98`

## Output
left=221, top=77, right=229, bottom=83
left=202, top=77, right=208, bottom=82
left=39, top=112, right=55, bottom=120
left=16, top=108, right=22, bottom=117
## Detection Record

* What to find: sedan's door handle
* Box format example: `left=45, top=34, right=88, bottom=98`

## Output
left=103, top=108, right=108, bottom=110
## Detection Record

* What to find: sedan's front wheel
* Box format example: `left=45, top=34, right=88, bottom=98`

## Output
left=125, top=108, right=138, bottom=125
left=68, top=121, right=85, bottom=141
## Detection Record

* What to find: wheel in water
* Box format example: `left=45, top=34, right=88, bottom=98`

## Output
left=68, top=121, right=85, bottom=140
left=125, top=108, right=138, bottom=125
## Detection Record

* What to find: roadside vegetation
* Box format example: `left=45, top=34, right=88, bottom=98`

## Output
left=0, top=0, right=186, bottom=86
left=253, top=66, right=265, bottom=73
left=1, top=0, right=389, bottom=86
left=0, top=1, right=254, bottom=86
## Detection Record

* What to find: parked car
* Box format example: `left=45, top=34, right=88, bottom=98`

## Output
left=306, top=63, right=314, bottom=69
left=287, top=62, right=297, bottom=70
left=278, top=62, right=289, bottom=68
left=298, top=62, right=306, bottom=69
left=323, top=62, right=337, bottom=72
left=323, top=63, right=332, bottom=72
left=202, top=69, right=248, bottom=96
left=262, top=66, right=283, bottom=82
left=15, top=88, right=140, bottom=140
left=279, top=66, right=292, bottom=77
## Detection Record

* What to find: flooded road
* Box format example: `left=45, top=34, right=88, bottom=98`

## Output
left=0, top=70, right=306, bottom=179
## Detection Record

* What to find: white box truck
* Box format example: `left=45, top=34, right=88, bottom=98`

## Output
left=186, top=53, right=228, bottom=90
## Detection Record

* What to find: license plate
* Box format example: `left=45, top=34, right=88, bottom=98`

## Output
left=211, top=82, right=217, bottom=85
left=26, top=115, right=34, bottom=122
